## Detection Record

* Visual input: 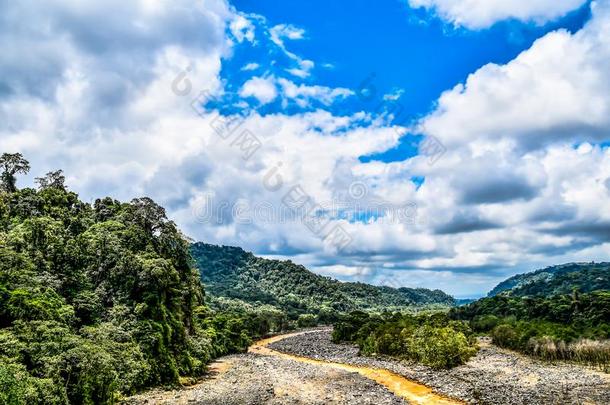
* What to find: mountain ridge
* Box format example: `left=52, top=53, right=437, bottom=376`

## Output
left=488, top=262, right=610, bottom=297
left=190, top=242, right=455, bottom=318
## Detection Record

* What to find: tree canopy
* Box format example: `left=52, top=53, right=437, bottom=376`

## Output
left=191, top=242, right=455, bottom=322
left=0, top=156, right=286, bottom=404
left=0, top=153, right=30, bottom=193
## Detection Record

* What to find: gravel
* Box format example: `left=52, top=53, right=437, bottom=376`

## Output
left=123, top=328, right=610, bottom=405
left=122, top=345, right=405, bottom=404
left=269, top=329, right=610, bottom=405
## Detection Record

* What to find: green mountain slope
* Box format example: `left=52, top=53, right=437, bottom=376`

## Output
left=488, top=262, right=610, bottom=297
left=191, top=242, right=455, bottom=319
left=0, top=155, right=283, bottom=404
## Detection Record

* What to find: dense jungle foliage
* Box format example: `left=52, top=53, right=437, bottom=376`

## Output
left=332, top=311, right=478, bottom=369
left=0, top=154, right=288, bottom=404
left=488, top=262, right=610, bottom=297
left=450, top=291, right=610, bottom=370
left=191, top=242, right=455, bottom=322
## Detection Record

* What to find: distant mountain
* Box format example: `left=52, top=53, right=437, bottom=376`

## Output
left=191, top=243, right=455, bottom=318
left=488, top=262, right=610, bottom=297
left=454, top=298, right=477, bottom=306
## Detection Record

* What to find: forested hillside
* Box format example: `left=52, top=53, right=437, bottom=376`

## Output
left=450, top=292, right=610, bottom=370
left=0, top=154, right=284, bottom=404
left=488, top=262, right=610, bottom=297
left=0, top=153, right=456, bottom=404
left=191, top=242, right=455, bottom=321
left=454, top=264, right=610, bottom=369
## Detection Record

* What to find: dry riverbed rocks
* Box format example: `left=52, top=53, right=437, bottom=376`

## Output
left=123, top=351, right=405, bottom=405
left=269, top=329, right=610, bottom=405
left=124, top=328, right=610, bottom=405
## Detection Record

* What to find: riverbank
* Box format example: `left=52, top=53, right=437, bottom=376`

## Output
left=250, top=330, right=461, bottom=404
left=122, top=330, right=406, bottom=404
left=269, top=329, right=610, bottom=404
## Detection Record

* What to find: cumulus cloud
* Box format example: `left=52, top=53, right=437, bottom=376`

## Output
left=0, top=0, right=237, bottom=204
left=417, top=4, right=610, bottom=152
left=2, top=0, right=610, bottom=296
left=229, top=13, right=256, bottom=43
left=239, top=76, right=278, bottom=104
left=408, top=0, right=589, bottom=29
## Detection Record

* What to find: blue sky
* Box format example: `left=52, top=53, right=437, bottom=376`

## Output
left=2, top=0, right=610, bottom=297
left=230, top=0, right=591, bottom=125
left=213, top=0, right=593, bottom=168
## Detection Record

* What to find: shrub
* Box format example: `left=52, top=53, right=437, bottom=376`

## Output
left=491, top=324, right=519, bottom=349
left=570, top=339, right=610, bottom=371
left=0, top=362, right=66, bottom=405
left=471, top=315, right=501, bottom=332
left=297, top=314, right=317, bottom=328
left=334, top=312, right=478, bottom=369
left=408, top=325, right=477, bottom=369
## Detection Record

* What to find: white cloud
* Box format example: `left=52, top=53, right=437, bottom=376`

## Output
left=315, top=265, right=375, bottom=278
left=266, top=23, right=313, bottom=79
left=236, top=76, right=353, bottom=107
left=0, top=0, right=233, bottom=196
left=417, top=1, right=610, bottom=151
left=408, top=0, right=588, bottom=28
left=242, top=62, right=260, bottom=71
left=269, top=24, right=306, bottom=48
left=277, top=78, right=354, bottom=106
left=286, top=68, right=309, bottom=78
left=286, top=59, right=314, bottom=78
left=239, top=76, right=278, bottom=104
left=383, top=88, right=405, bottom=101
left=2, top=0, right=610, bottom=297
left=229, top=14, right=256, bottom=43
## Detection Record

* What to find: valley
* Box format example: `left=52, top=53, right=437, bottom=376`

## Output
left=1, top=158, right=608, bottom=404
left=4, top=1, right=610, bottom=403
left=124, top=329, right=610, bottom=405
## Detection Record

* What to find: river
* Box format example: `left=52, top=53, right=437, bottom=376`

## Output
left=250, top=330, right=462, bottom=405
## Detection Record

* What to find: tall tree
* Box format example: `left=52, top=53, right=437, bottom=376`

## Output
left=130, top=197, right=168, bottom=235
left=35, top=169, right=66, bottom=191
left=0, top=153, right=30, bottom=192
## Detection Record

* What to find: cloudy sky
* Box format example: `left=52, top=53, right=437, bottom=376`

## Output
left=2, top=0, right=609, bottom=297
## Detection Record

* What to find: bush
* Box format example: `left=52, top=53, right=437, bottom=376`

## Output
left=0, top=362, right=66, bottom=405
left=331, top=311, right=371, bottom=343
left=491, top=324, right=519, bottom=349
left=408, top=325, right=477, bottom=369
left=471, top=315, right=501, bottom=332
left=569, top=339, right=610, bottom=371
left=60, top=342, right=118, bottom=405
left=297, top=314, right=317, bottom=328
left=334, top=311, right=478, bottom=369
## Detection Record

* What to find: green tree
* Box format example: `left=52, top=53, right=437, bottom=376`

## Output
left=35, top=170, right=66, bottom=191
left=0, top=158, right=288, bottom=403
left=409, top=325, right=477, bottom=369
left=297, top=314, right=317, bottom=328
left=0, top=153, right=30, bottom=193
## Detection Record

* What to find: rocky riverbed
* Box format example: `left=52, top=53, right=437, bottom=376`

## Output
left=122, top=344, right=405, bottom=404
left=269, top=329, right=610, bottom=405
